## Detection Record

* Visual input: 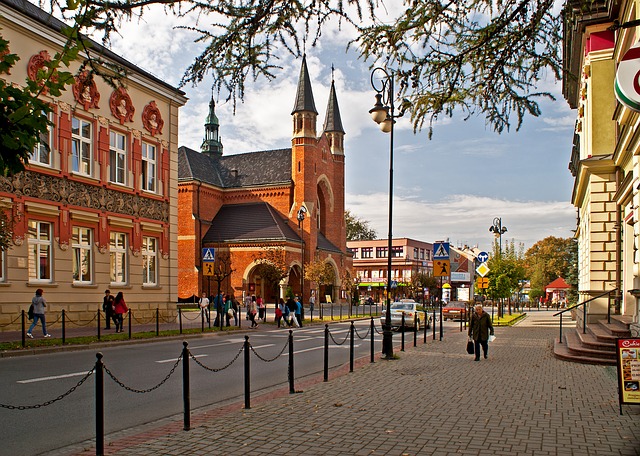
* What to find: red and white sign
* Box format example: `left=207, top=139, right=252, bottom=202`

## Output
left=615, top=41, right=640, bottom=112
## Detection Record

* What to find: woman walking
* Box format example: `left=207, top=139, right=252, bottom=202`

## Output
left=113, top=292, right=128, bottom=333
left=248, top=297, right=259, bottom=328
left=27, top=289, right=51, bottom=338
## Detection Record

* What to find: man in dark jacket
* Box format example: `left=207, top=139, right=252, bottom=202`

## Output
left=103, top=289, right=115, bottom=330
left=468, top=305, right=494, bottom=361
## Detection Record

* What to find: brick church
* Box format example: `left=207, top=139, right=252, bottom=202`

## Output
left=177, top=56, right=351, bottom=304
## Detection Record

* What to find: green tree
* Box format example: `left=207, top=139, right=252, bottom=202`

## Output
left=524, top=236, right=576, bottom=303
left=411, top=271, right=438, bottom=304
left=487, top=239, right=526, bottom=316
left=345, top=210, right=377, bottom=241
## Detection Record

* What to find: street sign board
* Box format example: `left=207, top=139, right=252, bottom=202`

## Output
left=434, top=260, right=450, bottom=277
left=476, top=263, right=490, bottom=277
left=202, top=248, right=215, bottom=262
left=390, top=280, right=398, bottom=289
left=203, top=262, right=215, bottom=276
left=433, top=242, right=450, bottom=259
left=477, top=251, right=489, bottom=263
left=476, top=277, right=489, bottom=289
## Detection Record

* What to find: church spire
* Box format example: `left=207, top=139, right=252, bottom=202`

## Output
left=292, top=54, right=318, bottom=115
left=323, top=73, right=345, bottom=155
left=201, top=92, right=223, bottom=157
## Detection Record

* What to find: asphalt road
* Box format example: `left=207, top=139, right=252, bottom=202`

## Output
left=0, top=318, right=463, bottom=456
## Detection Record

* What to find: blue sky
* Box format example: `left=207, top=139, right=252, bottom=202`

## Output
left=106, top=6, right=577, bottom=253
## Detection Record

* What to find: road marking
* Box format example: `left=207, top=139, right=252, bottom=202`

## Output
left=284, top=344, right=361, bottom=355
left=17, top=371, right=92, bottom=384
left=156, top=354, right=208, bottom=363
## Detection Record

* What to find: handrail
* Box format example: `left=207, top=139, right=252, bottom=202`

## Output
left=554, top=288, right=618, bottom=344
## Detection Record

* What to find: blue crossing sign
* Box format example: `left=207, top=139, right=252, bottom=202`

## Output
left=433, top=242, right=450, bottom=260
left=477, top=251, right=489, bottom=263
left=202, top=248, right=215, bottom=262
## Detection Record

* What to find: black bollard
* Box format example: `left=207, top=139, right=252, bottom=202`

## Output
left=244, top=336, right=250, bottom=409
left=156, top=308, right=159, bottom=336
left=128, top=309, right=132, bottom=339
left=370, top=317, right=375, bottom=363
left=95, top=353, right=104, bottom=456
left=350, top=321, right=355, bottom=372
left=433, top=307, right=437, bottom=341
left=179, top=308, right=183, bottom=334
left=413, top=313, right=417, bottom=347
left=324, top=324, right=329, bottom=382
left=97, top=309, right=101, bottom=341
left=288, top=330, right=295, bottom=394
left=401, top=313, right=405, bottom=352
left=62, top=309, right=66, bottom=345
left=423, top=311, right=428, bottom=344
left=182, top=341, right=191, bottom=430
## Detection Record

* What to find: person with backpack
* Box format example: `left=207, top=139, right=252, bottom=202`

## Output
left=27, top=288, right=51, bottom=339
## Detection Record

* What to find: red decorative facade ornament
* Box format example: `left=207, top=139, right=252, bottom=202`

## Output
left=27, top=50, right=54, bottom=94
left=142, top=101, right=164, bottom=136
left=109, top=87, right=135, bottom=124
left=72, top=71, right=100, bottom=111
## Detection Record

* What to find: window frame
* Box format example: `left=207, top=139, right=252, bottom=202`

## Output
left=30, top=110, right=53, bottom=167
left=72, top=226, right=93, bottom=283
left=142, top=236, right=158, bottom=286
left=28, top=220, right=53, bottom=282
left=361, top=247, right=373, bottom=259
left=71, top=116, right=92, bottom=176
left=109, top=130, right=127, bottom=185
left=141, top=142, right=157, bottom=193
left=110, top=232, right=128, bottom=285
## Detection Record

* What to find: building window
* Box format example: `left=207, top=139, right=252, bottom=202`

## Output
left=109, top=131, right=127, bottom=185
left=142, top=236, right=158, bottom=286
left=391, top=246, right=403, bottom=258
left=420, top=248, right=425, bottom=260
left=376, top=247, right=388, bottom=258
left=28, top=220, right=52, bottom=282
left=30, top=110, right=53, bottom=166
left=72, top=227, right=92, bottom=283
left=0, top=249, right=5, bottom=282
left=110, top=232, right=128, bottom=284
left=361, top=247, right=373, bottom=258
left=413, top=247, right=418, bottom=259
left=141, top=142, right=157, bottom=192
left=72, top=117, right=92, bottom=175
left=426, top=250, right=431, bottom=260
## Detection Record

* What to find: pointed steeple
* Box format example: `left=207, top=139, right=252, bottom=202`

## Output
left=292, top=55, right=318, bottom=115
left=323, top=79, right=345, bottom=134
left=201, top=93, right=223, bottom=157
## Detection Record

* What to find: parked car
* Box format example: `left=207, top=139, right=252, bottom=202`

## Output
left=380, top=300, right=429, bottom=331
left=441, top=301, right=468, bottom=321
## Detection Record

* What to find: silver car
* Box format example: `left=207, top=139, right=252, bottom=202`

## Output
left=380, top=300, right=428, bottom=331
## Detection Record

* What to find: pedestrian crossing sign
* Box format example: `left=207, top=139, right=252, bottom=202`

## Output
left=202, top=248, right=215, bottom=261
left=433, top=242, right=449, bottom=259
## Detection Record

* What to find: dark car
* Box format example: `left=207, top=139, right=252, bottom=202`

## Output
left=441, top=301, right=468, bottom=321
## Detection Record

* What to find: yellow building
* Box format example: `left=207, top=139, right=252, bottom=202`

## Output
left=0, top=0, right=187, bottom=330
left=563, top=0, right=638, bottom=337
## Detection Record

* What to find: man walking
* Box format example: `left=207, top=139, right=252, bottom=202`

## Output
left=468, top=304, right=494, bottom=361
left=103, top=289, right=115, bottom=329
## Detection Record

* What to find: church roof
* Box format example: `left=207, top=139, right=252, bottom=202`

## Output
left=178, top=146, right=292, bottom=188
left=203, top=202, right=301, bottom=244
left=323, top=80, right=345, bottom=134
left=291, top=55, right=318, bottom=115
left=317, top=231, right=343, bottom=254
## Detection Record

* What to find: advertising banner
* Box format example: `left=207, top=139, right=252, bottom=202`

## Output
left=616, top=338, right=640, bottom=406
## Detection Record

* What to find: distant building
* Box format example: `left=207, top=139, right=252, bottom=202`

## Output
left=0, top=0, right=187, bottom=329
left=177, top=56, right=351, bottom=304
left=347, top=238, right=433, bottom=303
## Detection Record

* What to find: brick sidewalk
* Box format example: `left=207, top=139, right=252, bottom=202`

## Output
left=53, top=312, right=639, bottom=456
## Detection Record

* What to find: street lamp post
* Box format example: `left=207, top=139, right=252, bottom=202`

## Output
left=369, top=67, right=407, bottom=359
left=297, top=207, right=307, bottom=316
left=489, top=217, right=507, bottom=318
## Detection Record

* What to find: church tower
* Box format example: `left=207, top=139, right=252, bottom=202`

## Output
left=323, top=77, right=345, bottom=155
left=201, top=94, right=223, bottom=157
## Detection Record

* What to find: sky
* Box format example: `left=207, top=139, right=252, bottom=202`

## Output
left=104, top=5, right=577, bottom=254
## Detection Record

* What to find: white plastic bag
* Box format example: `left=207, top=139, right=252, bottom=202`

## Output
left=488, top=334, right=496, bottom=342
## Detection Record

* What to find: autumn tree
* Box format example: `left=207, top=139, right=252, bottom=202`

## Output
left=487, top=240, right=526, bottom=316
left=340, top=266, right=359, bottom=310
left=305, top=258, right=336, bottom=302
left=255, top=246, right=290, bottom=304
left=209, top=249, right=235, bottom=297
left=524, top=236, right=576, bottom=303
left=345, top=210, right=377, bottom=241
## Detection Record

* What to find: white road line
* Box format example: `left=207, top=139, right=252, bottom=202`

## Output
left=156, top=354, right=208, bottom=363
left=284, top=344, right=361, bottom=355
left=17, top=371, right=92, bottom=384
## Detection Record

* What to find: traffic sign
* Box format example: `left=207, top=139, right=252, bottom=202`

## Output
left=202, top=248, right=215, bottom=261
left=390, top=280, right=398, bottom=289
left=476, top=263, right=490, bottom=277
left=476, top=277, right=489, bottom=289
left=477, top=251, right=489, bottom=263
left=433, top=242, right=450, bottom=259
left=434, top=260, right=450, bottom=277
left=203, top=262, right=215, bottom=276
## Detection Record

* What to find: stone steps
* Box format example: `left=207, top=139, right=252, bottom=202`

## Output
left=552, top=315, right=632, bottom=365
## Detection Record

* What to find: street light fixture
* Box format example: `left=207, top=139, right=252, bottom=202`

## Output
left=369, top=67, right=407, bottom=359
left=297, top=206, right=307, bottom=312
left=488, top=217, right=507, bottom=256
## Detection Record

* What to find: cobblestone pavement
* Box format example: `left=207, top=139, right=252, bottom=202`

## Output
left=58, top=311, right=639, bottom=456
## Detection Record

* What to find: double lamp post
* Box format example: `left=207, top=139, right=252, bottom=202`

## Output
left=369, top=67, right=407, bottom=359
